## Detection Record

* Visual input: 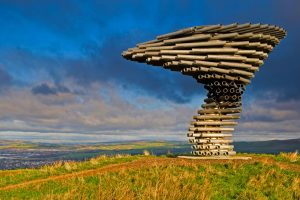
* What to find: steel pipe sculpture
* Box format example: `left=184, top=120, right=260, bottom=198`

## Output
left=122, top=23, right=287, bottom=156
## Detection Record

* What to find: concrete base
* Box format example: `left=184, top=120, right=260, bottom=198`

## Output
left=178, top=155, right=252, bottom=160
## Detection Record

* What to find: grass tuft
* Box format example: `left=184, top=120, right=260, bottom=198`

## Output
left=143, top=150, right=151, bottom=156
left=279, top=151, right=299, bottom=163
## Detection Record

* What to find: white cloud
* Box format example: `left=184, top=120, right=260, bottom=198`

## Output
left=0, top=81, right=299, bottom=143
left=0, top=81, right=195, bottom=134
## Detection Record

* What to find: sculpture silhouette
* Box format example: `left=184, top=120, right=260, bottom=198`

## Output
left=122, top=23, right=287, bottom=156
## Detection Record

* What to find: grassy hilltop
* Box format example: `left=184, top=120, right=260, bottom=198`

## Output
left=0, top=153, right=299, bottom=200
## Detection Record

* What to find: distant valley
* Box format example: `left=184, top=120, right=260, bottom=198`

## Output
left=0, top=138, right=299, bottom=170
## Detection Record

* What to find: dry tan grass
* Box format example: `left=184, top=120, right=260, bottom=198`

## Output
left=143, top=150, right=151, bottom=156
left=40, top=161, right=63, bottom=174
left=63, top=161, right=78, bottom=171
left=279, top=151, right=299, bottom=162
left=0, top=170, right=24, bottom=176
left=114, top=154, right=131, bottom=158
left=95, top=163, right=211, bottom=200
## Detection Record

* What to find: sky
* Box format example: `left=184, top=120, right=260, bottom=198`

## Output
left=0, top=0, right=299, bottom=143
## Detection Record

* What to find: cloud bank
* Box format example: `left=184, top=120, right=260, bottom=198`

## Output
left=0, top=0, right=299, bottom=142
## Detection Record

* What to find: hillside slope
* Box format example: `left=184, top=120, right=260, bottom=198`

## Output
left=0, top=153, right=299, bottom=200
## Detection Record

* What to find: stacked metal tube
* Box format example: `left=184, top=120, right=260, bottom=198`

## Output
left=189, top=80, right=243, bottom=156
left=122, top=23, right=287, bottom=156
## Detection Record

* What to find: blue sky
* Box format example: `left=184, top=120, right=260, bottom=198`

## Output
left=0, top=0, right=299, bottom=143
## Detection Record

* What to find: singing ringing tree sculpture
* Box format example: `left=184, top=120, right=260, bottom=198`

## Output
left=122, top=23, right=287, bottom=156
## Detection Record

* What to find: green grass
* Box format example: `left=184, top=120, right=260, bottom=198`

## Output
left=0, top=140, right=62, bottom=150
left=0, top=153, right=299, bottom=200
left=0, top=155, right=138, bottom=188
left=0, top=140, right=39, bottom=150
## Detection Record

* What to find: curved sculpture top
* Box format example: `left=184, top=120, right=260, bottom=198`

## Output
left=122, top=23, right=286, bottom=84
left=122, top=23, right=287, bottom=157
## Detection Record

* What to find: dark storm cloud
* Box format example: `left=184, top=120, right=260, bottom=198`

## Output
left=0, top=0, right=299, bottom=103
left=0, top=0, right=204, bottom=102
left=192, top=0, right=300, bottom=101
left=65, top=34, right=201, bottom=103
left=31, top=83, right=70, bottom=95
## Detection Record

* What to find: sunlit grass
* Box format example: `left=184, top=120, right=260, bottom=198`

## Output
left=278, top=151, right=299, bottom=163
left=0, top=154, right=139, bottom=188
left=0, top=153, right=299, bottom=200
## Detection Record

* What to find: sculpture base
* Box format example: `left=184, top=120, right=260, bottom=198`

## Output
left=178, top=156, right=252, bottom=160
